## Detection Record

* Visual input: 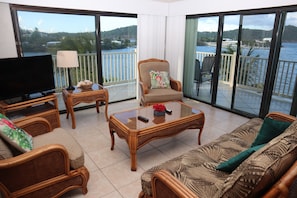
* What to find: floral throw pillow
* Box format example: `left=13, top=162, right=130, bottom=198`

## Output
left=0, top=114, right=33, bottom=152
left=149, top=70, right=171, bottom=89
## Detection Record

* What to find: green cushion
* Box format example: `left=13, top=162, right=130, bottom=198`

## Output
left=250, top=117, right=291, bottom=147
left=149, top=70, right=171, bottom=89
left=0, top=113, right=33, bottom=152
left=216, top=144, right=265, bottom=173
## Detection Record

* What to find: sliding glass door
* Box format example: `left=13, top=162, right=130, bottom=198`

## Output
left=233, top=14, right=276, bottom=115
left=184, top=6, right=297, bottom=118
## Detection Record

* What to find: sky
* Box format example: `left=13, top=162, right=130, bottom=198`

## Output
left=198, top=12, right=297, bottom=32
left=18, top=10, right=297, bottom=33
left=18, top=11, right=137, bottom=33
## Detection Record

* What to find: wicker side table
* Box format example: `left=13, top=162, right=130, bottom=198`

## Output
left=62, top=83, right=109, bottom=129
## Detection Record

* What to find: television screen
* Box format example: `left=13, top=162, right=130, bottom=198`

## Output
left=0, top=55, right=55, bottom=102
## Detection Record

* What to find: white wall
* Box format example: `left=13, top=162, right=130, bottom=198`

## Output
left=0, top=3, right=17, bottom=58
left=168, top=0, right=297, bottom=16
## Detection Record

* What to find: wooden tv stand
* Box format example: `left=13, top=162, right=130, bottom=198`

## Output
left=0, top=94, right=61, bottom=132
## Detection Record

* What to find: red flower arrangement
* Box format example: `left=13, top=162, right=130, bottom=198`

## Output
left=153, top=104, right=166, bottom=112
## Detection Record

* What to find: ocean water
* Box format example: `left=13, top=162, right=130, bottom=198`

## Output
left=197, top=42, right=297, bottom=62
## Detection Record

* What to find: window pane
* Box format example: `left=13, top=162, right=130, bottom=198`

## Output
left=269, top=12, right=297, bottom=114
left=233, top=14, right=275, bottom=116
left=100, top=16, right=137, bottom=102
left=17, top=11, right=97, bottom=110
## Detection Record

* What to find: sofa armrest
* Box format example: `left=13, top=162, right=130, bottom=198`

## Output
left=263, top=160, right=297, bottom=198
left=139, top=81, right=149, bottom=94
left=266, top=112, right=297, bottom=123
left=170, top=78, right=182, bottom=92
left=15, top=117, right=52, bottom=137
left=152, top=170, right=198, bottom=198
left=0, top=144, right=70, bottom=195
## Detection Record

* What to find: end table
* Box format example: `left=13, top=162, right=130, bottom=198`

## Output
left=62, top=83, right=109, bottom=129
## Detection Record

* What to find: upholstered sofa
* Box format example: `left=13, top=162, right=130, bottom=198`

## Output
left=0, top=115, right=89, bottom=197
left=139, top=112, right=297, bottom=198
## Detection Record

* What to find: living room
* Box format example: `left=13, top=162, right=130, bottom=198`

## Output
left=0, top=0, right=297, bottom=197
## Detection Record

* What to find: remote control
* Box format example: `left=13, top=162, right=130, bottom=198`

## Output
left=137, top=116, right=149, bottom=123
left=165, top=109, right=172, bottom=114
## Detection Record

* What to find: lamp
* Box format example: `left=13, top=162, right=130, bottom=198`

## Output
left=57, top=50, right=79, bottom=90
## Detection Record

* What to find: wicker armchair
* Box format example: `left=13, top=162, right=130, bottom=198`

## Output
left=0, top=117, right=89, bottom=197
left=138, top=58, right=183, bottom=106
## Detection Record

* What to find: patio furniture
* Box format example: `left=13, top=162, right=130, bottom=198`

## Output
left=109, top=101, right=205, bottom=171
left=194, top=56, right=215, bottom=95
left=138, top=58, right=183, bottom=106
left=0, top=116, right=89, bottom=197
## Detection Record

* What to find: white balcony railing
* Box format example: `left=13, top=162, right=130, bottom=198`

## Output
left=51, top=49, right=295, bottom=99
left=196, top=52, right=297, bottom=98
left=52, top=50, right=137, bottom=91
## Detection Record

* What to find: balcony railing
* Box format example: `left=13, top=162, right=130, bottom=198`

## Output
left=51, top=49, right=296, bottom=99
left=52, top=50, right=137, bottom=91
left=196, top=52, right=297, bottom=98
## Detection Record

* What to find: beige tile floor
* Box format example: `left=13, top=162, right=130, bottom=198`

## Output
left=60, top=98, right=249, bottom=198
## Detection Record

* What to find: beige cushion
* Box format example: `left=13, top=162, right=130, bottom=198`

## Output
left=0, top=137, right=13, bottom=160
left=143, top=88, right=183, bottom=104
left=139, top=61, right=169, bottom=88
left=33, top=128, right=84, bottom=169
left=221, top=120, right=297, bottom=197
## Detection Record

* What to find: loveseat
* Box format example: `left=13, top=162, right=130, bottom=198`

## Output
left=139, top=112, right=297, bottom=198
left=0, top=115, right=89, bottom=197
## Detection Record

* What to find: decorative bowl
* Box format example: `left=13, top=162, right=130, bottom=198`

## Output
left=80, top=83, right=93, bottom=90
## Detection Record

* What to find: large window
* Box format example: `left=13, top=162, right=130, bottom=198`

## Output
left=184, top=6, right=297, bottom=118
left=11, top=5, right=137, bottom=110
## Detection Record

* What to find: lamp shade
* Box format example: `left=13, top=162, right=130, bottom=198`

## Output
left=56, top=50, right=79, bottom=68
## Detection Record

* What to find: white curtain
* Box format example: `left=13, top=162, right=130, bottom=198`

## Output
left=137, top=14, right=166, bottom=61
left=183, top=18, right=198, bottom=96
left=165, top=15, right=186, bottom=81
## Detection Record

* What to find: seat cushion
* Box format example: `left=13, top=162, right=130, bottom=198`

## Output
left=33, top=128, right=84, bottom=169
left=0, top=137, right=13, bottom=159
left=143, top=88, right=183, bottom=104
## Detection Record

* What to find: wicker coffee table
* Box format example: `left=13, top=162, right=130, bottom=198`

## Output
left=109, top=101, right=205, bottom=171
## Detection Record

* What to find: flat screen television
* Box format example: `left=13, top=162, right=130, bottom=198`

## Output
left=0, top=55, right=55, bottom=103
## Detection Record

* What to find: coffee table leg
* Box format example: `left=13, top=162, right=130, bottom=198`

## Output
left=110, top=130, right=115, bottom=150
left=129, top=134, right=138, bottom=171
left=198, top=127, right=203, bottom=145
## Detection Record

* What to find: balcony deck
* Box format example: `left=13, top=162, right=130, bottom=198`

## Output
left=57, top=81, right=292, bottom=117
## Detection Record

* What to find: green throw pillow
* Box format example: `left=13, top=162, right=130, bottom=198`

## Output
left=216, top=144, right=265, bottom=173
left=250, top=117, right=291, bottom=147
left=149, top=70, right=171, bottom=89
left=0, top=113, right=33, bottom=152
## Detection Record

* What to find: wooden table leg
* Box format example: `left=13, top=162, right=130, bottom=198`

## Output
left=104, top=90, right=109, bottom=121
left=110, top=130, right=115, bottom=150
left=198, top=127, right=203, bottom=145
left=95, top=101, right=100, bottom=113
left=129, top=134, right=138, bottom=171
left=69, top=106, right=76, bottom=129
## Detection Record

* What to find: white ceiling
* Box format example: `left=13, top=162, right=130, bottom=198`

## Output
left=153, top=0, right=183, bottom=2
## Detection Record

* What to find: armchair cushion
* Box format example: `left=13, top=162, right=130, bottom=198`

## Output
left=0, top=114, right=33, bottom=152
left=143, top=88, right=183, bottom=104
left=0, top=138, right=13, bottom=159
left=33, top=128, right=84, bottom=169
left=150, top=70, right=171, bottom=89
